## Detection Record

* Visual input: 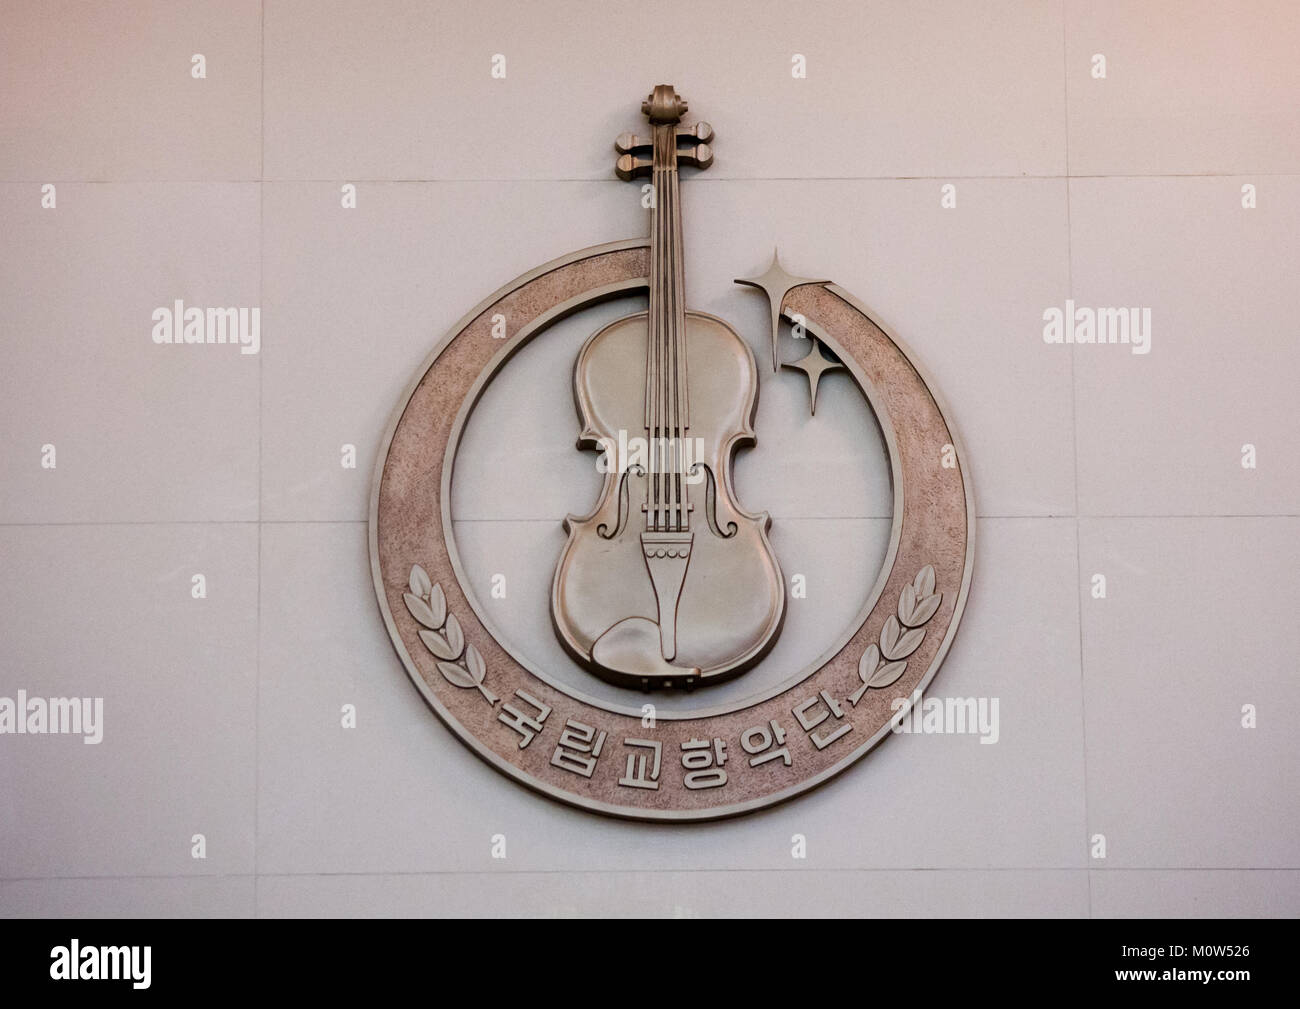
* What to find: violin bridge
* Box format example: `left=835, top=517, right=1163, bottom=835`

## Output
left=640, top=530, right=694, bottom=661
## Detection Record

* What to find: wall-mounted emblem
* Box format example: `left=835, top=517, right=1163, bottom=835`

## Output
left=370, top=85, right=975, bottom=820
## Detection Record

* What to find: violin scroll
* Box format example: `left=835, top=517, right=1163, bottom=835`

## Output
left=641, top=84, right=688, bottom=123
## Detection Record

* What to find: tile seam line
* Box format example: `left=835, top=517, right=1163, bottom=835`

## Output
left=1060, top=0, right=1092, bottom=921
left=253, top=0, right=265, bottom=915
left=3, top=172, right=1298, bottom=184
left=3, top=514, right=1296, bottom=529
left=2, top=866, right=1293, bottom=884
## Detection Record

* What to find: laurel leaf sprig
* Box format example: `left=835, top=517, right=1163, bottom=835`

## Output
left=849, top=565, right=942, bottom=706
left=404, top=564, right=497, bottom=705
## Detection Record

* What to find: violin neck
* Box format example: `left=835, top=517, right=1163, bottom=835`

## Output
left=646, top=122, right=689, bottom=433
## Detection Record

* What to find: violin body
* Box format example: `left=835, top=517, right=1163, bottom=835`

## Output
left=551, top=310, right=785, bottom=688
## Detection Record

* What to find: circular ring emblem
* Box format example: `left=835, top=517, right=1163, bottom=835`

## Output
left=370, top=238, right=974, bottom=821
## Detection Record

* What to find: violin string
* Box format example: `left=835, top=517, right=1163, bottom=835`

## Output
left=649, top=128, right=659, bottom=532
left=652, top=128, right=665, bottom=532
left=660, top=136, right=669, bottom=532
left=666, top=151, right=678, bottom=531
left=646, top=120, right=695, bottom=534
left=677, top=166, right=686, bottom=531
left=672, top=159, right=687, bottom=531
left=658, top=145, right=667, bottom=533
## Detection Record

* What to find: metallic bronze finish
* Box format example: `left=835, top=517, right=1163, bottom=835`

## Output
left=552, top=86, right=785, bottom=689
left=552, top=311, right=785, bottom=688
left=369, top=87, right=975, bottom=821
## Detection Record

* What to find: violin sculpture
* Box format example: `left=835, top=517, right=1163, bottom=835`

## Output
left=551, top=85, right=785, bottom=689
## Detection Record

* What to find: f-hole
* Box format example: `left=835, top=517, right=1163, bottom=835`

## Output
left=597, top=464, right=644, bottom=539
left=691, top=462, right=737, bottom=538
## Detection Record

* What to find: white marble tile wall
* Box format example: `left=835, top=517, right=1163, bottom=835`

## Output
left=1, top=0, right=1296, bottom=917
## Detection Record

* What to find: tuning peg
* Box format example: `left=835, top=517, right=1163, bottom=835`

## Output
left=676, top=121, right=714, bottom=145
left=616, top=132, right=650, bottom=154
left=678, top=143, right=713, bottom=171
left=615, top=152, right=653, bottom=181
